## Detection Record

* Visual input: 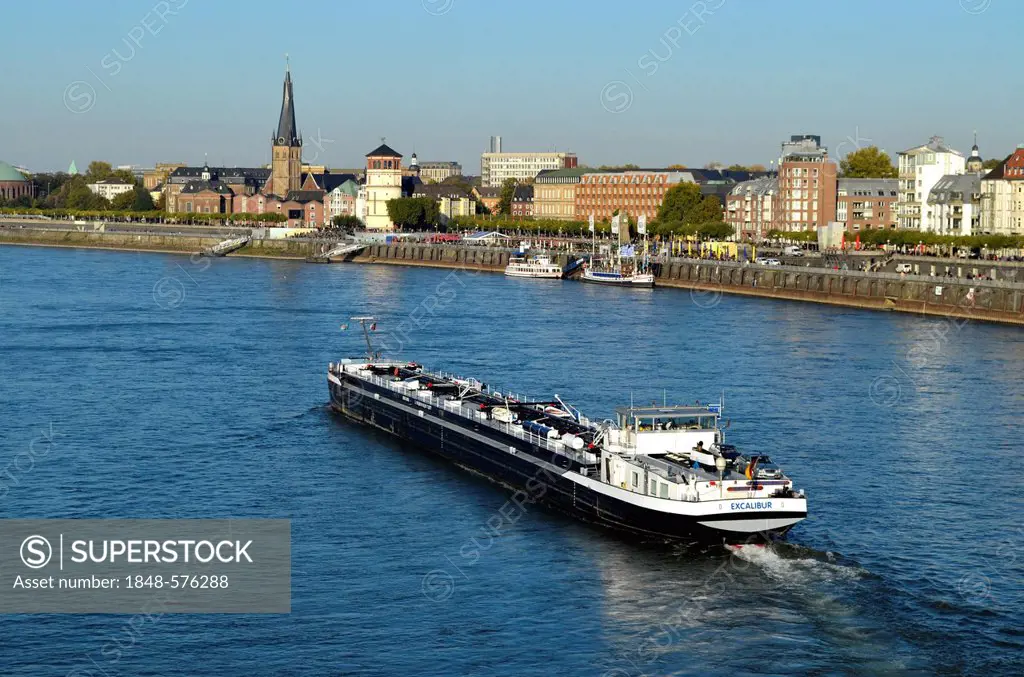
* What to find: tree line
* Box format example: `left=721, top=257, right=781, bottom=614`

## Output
left=772, top=228, right=1024, bottom=250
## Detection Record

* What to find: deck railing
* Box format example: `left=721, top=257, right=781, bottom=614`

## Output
left=355, top=370, right=595, bottom=466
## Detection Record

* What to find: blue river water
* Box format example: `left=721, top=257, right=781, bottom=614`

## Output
left=0, top=245, right=1021, bottom=676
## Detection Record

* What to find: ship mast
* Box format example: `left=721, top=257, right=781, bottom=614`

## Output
left=346, top=316, right=380, bottom=361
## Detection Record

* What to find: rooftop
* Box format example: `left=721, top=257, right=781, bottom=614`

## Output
left=0, top=161, right=29, bottom=182
left=927, top=173, right=981, bottom=204
left=366, top=143, right=402, bottom=158
left=535, top=167, right=590, bottom=182
left=899, top=135, right=962, bottom=157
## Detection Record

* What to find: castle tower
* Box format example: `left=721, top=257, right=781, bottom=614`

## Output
left=364, top=140, right=403, bottom=230
left=271, top=59, right=302, bottom=197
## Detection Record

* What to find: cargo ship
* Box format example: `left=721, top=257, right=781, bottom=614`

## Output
left=327, top=318, right=807, bottom=543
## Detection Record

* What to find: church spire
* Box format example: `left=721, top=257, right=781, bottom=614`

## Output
left=274, top=56, right=300, bottom=147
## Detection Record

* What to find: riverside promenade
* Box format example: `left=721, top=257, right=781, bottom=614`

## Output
left=2, top=221, right=1023, bottom=326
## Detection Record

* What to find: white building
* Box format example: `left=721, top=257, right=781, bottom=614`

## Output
left=980, top=144, right=1024, bottom=236
left=897, top=136, right=965, bottom=231
left=927, top=173, right=982, bottom=237
left=480, top=151, right=577, bottom=187
left=87, top=180, right=135, bottom=201
left=363, top=143, right=404, bottom=230
left=725, top=176, right=779, bottom=241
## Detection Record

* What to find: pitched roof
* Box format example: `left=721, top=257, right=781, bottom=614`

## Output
left=274, top=69, right=300, bottom=147
left=535, top=167, right=590, bottom=182
left=0, top=161, right=28, bottom=182
left=337, top=179, right=359, bottom=198
left=838, top=178, right=899, bottom=196
left=512, top=185, right=534, bottom=201
left=899, top=136, right=962, bottom=156
left=413, top=184, right=472, bottom=200
left=169, top=166, right=270, bottom=182
left=729, top=176, right=778, bottom=196
left=283, top=189, right=325, bottom=204
left=927, top=173, right=981, bottom=204
left=474, top=186, right=502, bottom=198
left=366, top=143, right=402, bottom=158
left=180, top=180, right=234, bottom=195
left=980, top=149, right=1024, bottom=180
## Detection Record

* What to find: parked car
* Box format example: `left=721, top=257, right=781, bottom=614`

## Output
left=758, top=258, right=781, bottom=266
left=895, top=263, right=913, bottom=273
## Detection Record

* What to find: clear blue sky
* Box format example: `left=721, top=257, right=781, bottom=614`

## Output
left=1, top=0, right=1019, bottom=172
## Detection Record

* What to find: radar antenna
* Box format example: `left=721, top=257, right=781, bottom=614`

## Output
left=342, top=316, right=380, bottom=361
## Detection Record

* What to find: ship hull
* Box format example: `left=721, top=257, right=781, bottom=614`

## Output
left=580, top=271, right=655, bottom=288
left=329, top=373, right=804, bottom=544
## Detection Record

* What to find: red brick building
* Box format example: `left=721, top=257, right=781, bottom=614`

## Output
left=511, top=184, right=534, bottom=217
left=777, top=135, right=837, bottom=231
left=835, top=178, right=898, bottom=231
left=575, top=169, right=692, bottom=223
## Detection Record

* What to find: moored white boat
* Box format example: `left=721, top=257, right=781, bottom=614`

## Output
left=504, top=254, right=563, bottom=279
left=581, top=266, right=655, bottom=287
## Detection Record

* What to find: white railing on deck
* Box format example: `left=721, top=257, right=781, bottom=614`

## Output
left=355, top=370, right=593, bottom=466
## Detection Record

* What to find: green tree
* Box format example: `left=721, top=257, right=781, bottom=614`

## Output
left=331, top=214, right=363, bottom=230
left=113, top=169, right=137, bottom=184
left=131, top=185, right=154, bottom=211
left=84, top=161, right=114, bottom=182
left=657, top=183, right=722, bottom=224
left=62, top=177, right=110, bottom=210
left=386, top=197, right=440, bottom=229
left=598, top=164, right=640, bottom=171
left=692, top=195, right=724, bottom=223
left=496, top=177, right=517, bottom=215
left=840, top=146, right=897, bottom=178
left=982, top=158, right=1000, bottom=170
left=696, top=222, right=734, bottom=239
left=111, top=190, right=136, bottom=210
left=726, top=164, right=749, bottom=171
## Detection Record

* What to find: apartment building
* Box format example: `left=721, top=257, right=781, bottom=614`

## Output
left=979, top=144, right=1024, bottom=235
left=480, top=152, right=577, bottom=187
left=836, top=178, right=898, bottom=231
left=777, top=135, right=837, bottom=231
left=897, top=136, right=965, bottom=231
left=927, top=173, right=982, bottom=237
left=725, top=176, right=778, bottom=241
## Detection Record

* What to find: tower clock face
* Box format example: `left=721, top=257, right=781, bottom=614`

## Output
left=278, top=137, right=285, bottom=145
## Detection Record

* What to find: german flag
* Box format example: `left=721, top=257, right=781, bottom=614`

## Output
left=745, top=457, right=759, bottom=480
